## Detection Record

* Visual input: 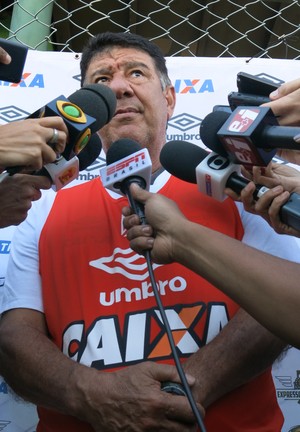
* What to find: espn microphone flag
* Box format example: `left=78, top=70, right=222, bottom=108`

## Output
left=100, top=139, right=152, bottom=224
left=100, top=144, right=152, bottom=195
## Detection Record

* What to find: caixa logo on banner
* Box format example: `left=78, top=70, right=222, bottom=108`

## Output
left=174, top=79, right=214, bottom=94
left=167, top=113, right=202, bottom=142
left=0, top=73, right=44, bottom=88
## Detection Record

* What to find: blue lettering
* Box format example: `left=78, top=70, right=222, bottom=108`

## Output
left=198, top=79, right=214, bottom=93
left=28, top=74, right=45, bottom=88
left=0, top=241, right=11, bottom=254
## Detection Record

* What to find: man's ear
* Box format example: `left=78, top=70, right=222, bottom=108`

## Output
left=165, top=85, right=176, bottom=120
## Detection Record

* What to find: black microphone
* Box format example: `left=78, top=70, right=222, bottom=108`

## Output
left=75, top=133, right=102, bottom=171
left=100, top=138, right=152, bottom=223
left=29, top=83, right=116, bottom=160
left=36, top=133, right=102, bottom=191
left=160, top=140, right=300, bottom=231
left=200, top=108, right=276, bottom=167
left=5, top=84, right=115, bottom=178
left=200, top=106, right=300, bottom=167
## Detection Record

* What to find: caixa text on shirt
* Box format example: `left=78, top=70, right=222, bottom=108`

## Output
left=61, top=302, right=230, bottom=369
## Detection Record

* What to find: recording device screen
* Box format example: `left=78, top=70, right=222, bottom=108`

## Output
left=227, top=71, right=284, bottom=110
left=0, top=38, right=28, bottom=83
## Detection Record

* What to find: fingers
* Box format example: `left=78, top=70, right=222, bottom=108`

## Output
left=14, top=174, right=51, bottom=199
left=224, top=187, right=240, bottom=201
left=263, top=79, right=300, bottom=126
left=29, top=174, right=52, bottom=192
left=238, top=181, right=300, bottom=236
left=0, top=46, right=11, bottom=64
left=152, top=362, right=196, bottom=388
left=127, top=226, right=154, bottom=255
left=0, top=174, right=51, bottom=227
left=129, top=182, right=151, bottom=203
left=267, top=190, right=300, bottom=236
left=38, top=116, right=68, bottom=157
left=240, top=182, right=283, bottom=216
left=0, top=117, right=68, bottom=170
left=269, top=78, right=300, bottom=100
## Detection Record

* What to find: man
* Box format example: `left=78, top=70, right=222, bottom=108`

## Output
left=0, top=32, right=298, bottom=432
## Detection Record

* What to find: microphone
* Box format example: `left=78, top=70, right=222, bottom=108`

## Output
left=200, top=108, right=277, bottom=167
left=29, top=83, right=116, bottom=160
left=100, top=138, right=152, bottom=223
left=160, top=140, right=300, bottom=230
left=160, top=140, right=250, bottom=201
left=4, top=84, right=115, bottom=179
left=36, top=133, right=102, bottom=191
left=200, top=106, right=300, bottom=167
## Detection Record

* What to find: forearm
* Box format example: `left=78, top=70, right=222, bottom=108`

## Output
left=173, top=220, right=300, bottom=346
left=183, top=307, right=285, bottom=408
left=0, top=310, right=102, bottom=421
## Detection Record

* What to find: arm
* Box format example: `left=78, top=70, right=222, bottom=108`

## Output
left=0, top=307, right=201, bottom=431
left=0, top=191, right=204, bottom=432
left=124, top=184, right=299, bottom=348
left=182, top=309, right=284, bottom=408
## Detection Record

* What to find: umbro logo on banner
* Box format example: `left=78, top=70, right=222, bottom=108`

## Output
left=168, top=113, right=202, bottom=132
left=0, top=105, right=30, bottom=123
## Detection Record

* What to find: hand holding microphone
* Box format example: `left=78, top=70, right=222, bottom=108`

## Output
left=0, top=116, right=68, bottom=173
left=35, top=132, right=102, bottom=191
left=123, top=183, right=186, bottom=264
left=103, top=140, right=206, bottom=423
left=160, top=140, right=300, bottom=233
left=226, top=162, right=300, bottom=237
left=200, top=106, right=300, bottom=167
left=2, top=83, right=116, bottom=179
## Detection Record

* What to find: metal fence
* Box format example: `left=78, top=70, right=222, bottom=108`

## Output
left=0, top=0, right=300, bottom=59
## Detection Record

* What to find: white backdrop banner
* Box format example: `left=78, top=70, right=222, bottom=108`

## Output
left=0, top=50, right=300, bottom=432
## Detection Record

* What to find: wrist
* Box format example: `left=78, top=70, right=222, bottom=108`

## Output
left=65, top=363, right=104, bottom=421
left=172, top=219, right=198, bottom=264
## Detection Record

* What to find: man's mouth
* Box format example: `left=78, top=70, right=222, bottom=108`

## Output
left=114, top=107, right=139, bottom=116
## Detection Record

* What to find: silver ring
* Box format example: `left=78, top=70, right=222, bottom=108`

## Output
left=48, top=128, right=59, bottom=146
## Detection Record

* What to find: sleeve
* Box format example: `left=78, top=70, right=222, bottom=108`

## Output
left=0, top=190, right=56, bottom=314
left=236, top=201, right=300, bottom=262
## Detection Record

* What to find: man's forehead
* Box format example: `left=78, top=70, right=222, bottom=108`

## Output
left=88, top=47, right=155, bottom=69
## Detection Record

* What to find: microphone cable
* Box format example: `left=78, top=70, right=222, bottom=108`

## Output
left=143, top=247, right=207, bottom=432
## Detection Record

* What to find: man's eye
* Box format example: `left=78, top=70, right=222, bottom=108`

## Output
left=96, top=77, right=109, bottom=83
left=131, top=70, right=143, bottom=77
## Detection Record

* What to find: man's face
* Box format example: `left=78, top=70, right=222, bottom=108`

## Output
left=83, top=47, right=175, bottom=171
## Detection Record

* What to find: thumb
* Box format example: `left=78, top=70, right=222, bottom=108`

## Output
left=129, top=183, right=152, bottom=203
left=152, top=363, right=196, bottom=388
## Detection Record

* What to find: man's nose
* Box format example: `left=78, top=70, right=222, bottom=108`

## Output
left=109, top=75, right=134, bottom=98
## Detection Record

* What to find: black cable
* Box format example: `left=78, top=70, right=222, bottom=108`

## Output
left=144, top=249, right=207, bottom=432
